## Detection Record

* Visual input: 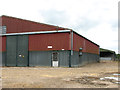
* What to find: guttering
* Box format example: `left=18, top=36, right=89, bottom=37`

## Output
left=71, top=31, right=73, bottom=55
left=69, top=31, right=73, bottom=67
left=0, top=30, right=71, bottom=36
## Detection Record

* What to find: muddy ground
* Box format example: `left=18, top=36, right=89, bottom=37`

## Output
left=1, top=60, right=119, bottom=88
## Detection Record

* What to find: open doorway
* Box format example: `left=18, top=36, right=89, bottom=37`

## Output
left=52, top=52, right=59, bottom=67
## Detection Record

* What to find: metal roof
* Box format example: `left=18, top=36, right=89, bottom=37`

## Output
left=100, top=48, right=115, bottom=53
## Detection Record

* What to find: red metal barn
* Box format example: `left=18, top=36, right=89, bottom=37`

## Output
left=0, top=15, right=99, bottom=67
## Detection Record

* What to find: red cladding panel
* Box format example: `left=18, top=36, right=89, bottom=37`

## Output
left=2, top=16, right=67, bottom=33
left=85, top=40, right=99, bottom=54
left=29, top=33, right=70, bottom=51
left=0, top=36, right=1, bottom=52
left=73, top=33, right=99, bottom=54
left=73, top=33, right=84, bottom=51
left=0, top=17, right=2, bottom=26
left=0, top=36, right=6, bottom=52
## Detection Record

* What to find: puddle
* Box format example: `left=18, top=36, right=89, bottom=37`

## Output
left=113, top=74, right=120, bottom=76
left=115, top=82, right=120, bottom=84
left=100, top=73, right=120, bottom=84
left=100, top=77, right=119, bottom=81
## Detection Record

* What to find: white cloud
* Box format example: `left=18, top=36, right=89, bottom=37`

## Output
left=0, top=0, right=118, bottom=53
left=78, top=23, right=118, bottom=53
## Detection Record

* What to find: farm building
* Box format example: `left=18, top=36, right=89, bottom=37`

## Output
left=0, top=15, right=100, bottom=67
left=100, top=48, right=116, bottom=60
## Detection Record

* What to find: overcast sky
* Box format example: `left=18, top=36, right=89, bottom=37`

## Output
left=0, top=0, right=119, bottom=53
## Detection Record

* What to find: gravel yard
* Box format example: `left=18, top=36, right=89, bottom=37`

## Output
left=1, top=60, right=119, bottom=88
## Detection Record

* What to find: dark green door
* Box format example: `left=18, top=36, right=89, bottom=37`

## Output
left=17, top=35, right=28, bottom=66
left=6, top=35, right=28, bottom=66
left=6, top=36, right=17, bottom=66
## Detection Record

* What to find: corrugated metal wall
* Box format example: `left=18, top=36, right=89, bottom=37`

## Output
left=2, top=52, right=6, bottom=66
left=0, top=37, right=1, bottom=52
left=71, top=51, right=99, bottom=67
left=29, top=33, right=70, bottom=51
left=16, top=35, right=28, bottom=66
left=1, top=36, right=6, bottom=66
left=29, top=51, right=52, bottom=66
left=29, top=51, right=70, bottom=67
left=6, top=35, right=28, bottom=66
left=6, top=36, right=17, bottom=66
left=58, top=51, right=70, bottom=67
left=2, top=16, right=67, bottom=33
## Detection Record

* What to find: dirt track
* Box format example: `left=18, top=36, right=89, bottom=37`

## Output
left=1, top=60, right=119, bottom=88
